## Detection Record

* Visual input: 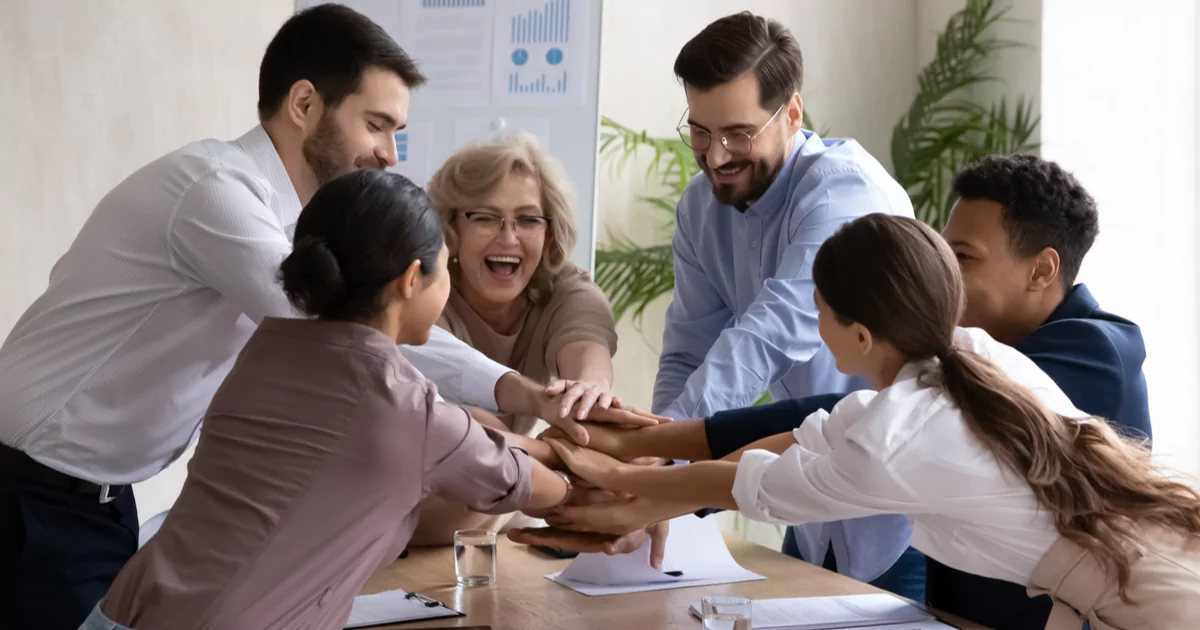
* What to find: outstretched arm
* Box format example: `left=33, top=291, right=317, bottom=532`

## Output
left=544, top=432, right=802, bottom=511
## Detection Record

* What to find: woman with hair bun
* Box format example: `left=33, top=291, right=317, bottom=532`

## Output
left=85, top=170, right=575, bottom=630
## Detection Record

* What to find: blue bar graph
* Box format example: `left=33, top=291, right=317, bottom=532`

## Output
left=509, top=71, right=567, bottom=94
left=422, top=0, right=485, bottom=7
left=510, top=0, right=570, bottom=44
left=394, top=132, right=409, bottom=163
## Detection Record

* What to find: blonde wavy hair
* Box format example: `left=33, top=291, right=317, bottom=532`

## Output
left=427, top=133, right=577, bottom=304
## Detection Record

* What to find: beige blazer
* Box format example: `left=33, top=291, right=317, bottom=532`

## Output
left=1030, top=528, right=1200, bottom=630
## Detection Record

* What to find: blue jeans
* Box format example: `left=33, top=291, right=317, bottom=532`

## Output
left=79, top=603, right=134, bottom=630
left=782, top=526, right=926, bottom=603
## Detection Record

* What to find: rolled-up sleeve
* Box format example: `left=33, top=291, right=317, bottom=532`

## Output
left=401, top=326, right=513, bottom=411
left=542, top=273, right=618, bottom=369
left=660, top=173, right=900, bottom=420
left=422, top=395, right=532, bottom=514
left=732, top=395, right=919, bottom=525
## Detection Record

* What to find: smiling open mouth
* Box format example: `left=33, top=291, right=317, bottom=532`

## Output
left=484, top=255, right=522, bottom=278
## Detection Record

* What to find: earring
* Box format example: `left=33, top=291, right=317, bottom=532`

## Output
left=450, top=254, right=459, bottom=264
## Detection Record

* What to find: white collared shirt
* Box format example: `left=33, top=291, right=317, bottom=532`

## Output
left=733, top=328, right=1080, bottom=585
left=0, top=126, right=509, bottom=485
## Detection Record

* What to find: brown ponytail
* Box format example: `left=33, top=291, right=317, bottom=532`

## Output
left=813, top=213, right=1200, bottom=600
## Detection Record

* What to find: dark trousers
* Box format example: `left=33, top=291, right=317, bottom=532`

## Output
left=782, top=524, right=927, bottom=604
left=926, top=556, right=1055, bottom=630
left=0, top=476, right=139, bottom=630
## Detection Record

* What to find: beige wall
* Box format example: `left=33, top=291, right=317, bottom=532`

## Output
left=0, top=0, right=294, bottom=333
left=0, top=0, right=294, bottom=519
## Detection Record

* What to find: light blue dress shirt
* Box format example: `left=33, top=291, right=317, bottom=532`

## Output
left=653, top=130, right=917, bottom=584
left=653, top=129, right=914, bottom=420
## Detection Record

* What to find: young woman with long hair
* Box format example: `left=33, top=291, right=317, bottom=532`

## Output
left=547, top=213, right=1200, bottom=629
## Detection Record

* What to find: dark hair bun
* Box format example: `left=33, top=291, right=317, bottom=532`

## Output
left=277, top=169, right=444, bottom=322
left=280, top=236, right=346, bottom=319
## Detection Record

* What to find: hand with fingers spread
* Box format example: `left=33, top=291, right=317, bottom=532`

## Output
left=538, top=424, right=644, bottom=462
left=533, top=392, right=666, bottom=447
left=545, top=378, right=616, bottom=421
left=544, top=492, right=696, bottom=536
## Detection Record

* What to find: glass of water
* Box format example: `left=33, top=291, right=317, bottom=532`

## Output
left=454, top=529, right=497, bottom=587
left=702, top=595, right=752, bottom=630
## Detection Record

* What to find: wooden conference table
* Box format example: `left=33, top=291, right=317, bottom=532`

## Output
left=358, top=535, right=988, bottom=629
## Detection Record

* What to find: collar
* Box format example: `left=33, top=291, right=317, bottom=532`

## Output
left=257, top=317, right=400, bottom=362
left=233, top=125, right=303, bottom=233
left=742, top=129, right=812, bottom=217
left=1042, top=284, right=1100, bottom=325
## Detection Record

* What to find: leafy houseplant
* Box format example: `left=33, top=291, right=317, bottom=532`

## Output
left=594, top=0, right=1039, bottom=327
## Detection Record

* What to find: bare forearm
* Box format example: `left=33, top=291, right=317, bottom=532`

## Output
left=555, top=341, right=613, bottom=387
left=608, top=461, right=738, bottom=510
left=468, top=405, right=563, bottom=468
left=620, top=419, right=713, bottom=461
left=515, top=433, right=564, bottom=469
left=721, top=431, right=799, bottom=463
left=525, top=461, right=570, bottom=510
left=494, top=371, right=541, bottom=417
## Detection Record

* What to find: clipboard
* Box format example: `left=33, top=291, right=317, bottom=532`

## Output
left=344, top=589, right=464, bottom=628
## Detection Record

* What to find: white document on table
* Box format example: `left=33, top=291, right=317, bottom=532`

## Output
left=686, top=593, right=944, bottom=629
left=546, top=514, right=765, bottom=596
left=344, top=588, right=461, bottom=628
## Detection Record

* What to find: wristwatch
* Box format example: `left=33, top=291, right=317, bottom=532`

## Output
left=554, top=470, right=574, bottom=507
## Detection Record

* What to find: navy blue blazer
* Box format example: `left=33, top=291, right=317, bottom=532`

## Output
left=703, top=284, right=1151, bottom=630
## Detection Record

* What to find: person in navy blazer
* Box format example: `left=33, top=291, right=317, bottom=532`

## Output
left=702, top=154, right=1151, bottom=630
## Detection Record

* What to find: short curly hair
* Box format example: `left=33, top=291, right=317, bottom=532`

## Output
left=952, top=154, right=1099, bottom=288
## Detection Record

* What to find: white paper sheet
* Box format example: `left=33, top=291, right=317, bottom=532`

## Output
left=546, top=514, right=765, bottom=596
left=344, top=588, right=460, bottom=628
left=387, top=121, right=434, bottom=188
left=454, top=116, right=551, bottom=151
left=687, top=593, right=938, bottom=630
left=397, top=0, right=494, bottom=107
left=491, top=0, right=589, bottom=106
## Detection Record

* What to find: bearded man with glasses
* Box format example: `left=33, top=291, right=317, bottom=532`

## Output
left=512, top=10, right=926, bottom=603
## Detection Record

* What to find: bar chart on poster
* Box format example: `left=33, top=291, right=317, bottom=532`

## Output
left=493, top=0, right=587, bottom=106
left=292, top=0, right=603, bottom=270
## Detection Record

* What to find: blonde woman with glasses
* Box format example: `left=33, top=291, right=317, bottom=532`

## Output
left=409, top=133, right=619, bottom=545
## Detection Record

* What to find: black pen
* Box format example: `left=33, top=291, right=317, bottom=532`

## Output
left=404, top=591, right=446, bottom=608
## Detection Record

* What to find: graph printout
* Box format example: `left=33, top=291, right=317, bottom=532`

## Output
left=491, top=0, right=588, bottom=106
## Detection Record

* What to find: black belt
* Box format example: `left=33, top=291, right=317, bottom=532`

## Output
left=0, top=442, right=127, bottom=504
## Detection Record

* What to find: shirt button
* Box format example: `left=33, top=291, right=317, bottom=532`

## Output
left=318, top=587, right=332, bottom=608
left=751, top=240, right=760, bottom=249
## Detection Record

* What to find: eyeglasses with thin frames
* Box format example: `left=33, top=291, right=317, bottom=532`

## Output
left=461, top=211, right=551, bottom=238
left=676, top=103, right=785, bottom=155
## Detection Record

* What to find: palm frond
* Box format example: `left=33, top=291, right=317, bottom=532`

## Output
left=891, top=0, right=1039, bottom=230
left=600, top=117, right=699, bottom=196
left=593, top=239, right=675, bottom=328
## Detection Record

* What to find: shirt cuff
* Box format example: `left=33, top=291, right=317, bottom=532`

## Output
left=732, top=449, right=783, bottom=523
left=460, top=360, right=514, bottom=411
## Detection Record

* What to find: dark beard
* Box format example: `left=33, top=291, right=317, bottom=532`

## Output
left=705, top=155, right=785, bottom=210
left=302, top=112, right=351, bottom=186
